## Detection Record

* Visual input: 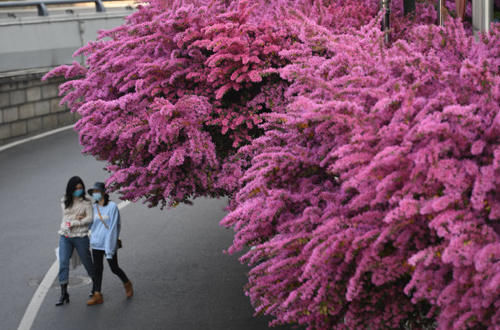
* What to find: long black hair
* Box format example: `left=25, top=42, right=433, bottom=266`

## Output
left=64, top=176, right=87, bottom=209
left=102, top=193, right=110, bottom=206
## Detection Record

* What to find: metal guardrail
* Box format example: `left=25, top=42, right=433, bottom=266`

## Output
left=0, top=0, right=123, bottom=16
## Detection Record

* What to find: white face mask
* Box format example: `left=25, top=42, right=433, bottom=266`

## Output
left=92, top=192, right=102, bottom=201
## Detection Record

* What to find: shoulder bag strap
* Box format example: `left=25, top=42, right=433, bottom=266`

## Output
left=95, top=205, right=109, bottom=229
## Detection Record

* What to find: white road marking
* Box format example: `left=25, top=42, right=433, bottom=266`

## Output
left=17, top=262, right=59, bottom=330
left=17, top=201, right=131, bottom=330
left=0, top=124, right=74, bottom=153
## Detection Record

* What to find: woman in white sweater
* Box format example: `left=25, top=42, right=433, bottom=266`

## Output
left=56, top=176, right=95, bottom=306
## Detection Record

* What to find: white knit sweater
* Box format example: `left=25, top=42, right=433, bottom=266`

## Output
left=58, top=197, right=93, bottom=237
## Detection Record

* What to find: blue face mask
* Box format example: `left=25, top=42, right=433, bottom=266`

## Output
left=92, top=192, right=102, bottom=201
left=73, top=189, right=84, bottom=197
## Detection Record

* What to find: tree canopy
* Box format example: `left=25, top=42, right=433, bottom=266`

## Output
left=45, top=0, right=500, bottom=328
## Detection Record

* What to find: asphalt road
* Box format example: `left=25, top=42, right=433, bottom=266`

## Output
left=0, top=129, right=297, bottom=330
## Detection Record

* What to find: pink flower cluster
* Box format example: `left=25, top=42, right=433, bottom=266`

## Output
left=45, top=0, right=500, bottom=328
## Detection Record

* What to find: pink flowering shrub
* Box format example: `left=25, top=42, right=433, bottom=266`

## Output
left=45, top=0, right=500, bottom=328
left=222, top=13, right=500, bottom=330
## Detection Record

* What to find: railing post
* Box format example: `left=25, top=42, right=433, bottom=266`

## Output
left=37, top=2, right=49, bottom=16
left=95, top=0, right=105, bottom=12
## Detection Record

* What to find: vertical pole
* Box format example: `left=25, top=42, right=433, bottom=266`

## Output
left=456, top=0, right=467, bottom=20
left=438, top=0, right=444, bottom=26
left=381, top=0, right=391, bottom=44
left=472, top=0, right=493, bottom=36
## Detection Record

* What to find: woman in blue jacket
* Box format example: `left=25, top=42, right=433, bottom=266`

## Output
left=86, top=182, right=133, bottom=305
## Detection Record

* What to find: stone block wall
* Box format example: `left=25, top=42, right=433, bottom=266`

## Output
left=0, top=69, right=80, bottom=146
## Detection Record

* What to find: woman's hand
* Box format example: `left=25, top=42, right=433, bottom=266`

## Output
left=76, top=211, right=86, bottom=220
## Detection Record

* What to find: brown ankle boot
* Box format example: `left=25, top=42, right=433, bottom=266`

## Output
left=124, top=281, right=133, bottom=298
left=87, top=292, right=103, bottom=305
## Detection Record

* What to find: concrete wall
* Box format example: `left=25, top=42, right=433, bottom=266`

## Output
left=0, top=7, right=136, bottom=145
left=0, top=68, right=78, bottom=145
left=0, top=9, right=134, bottom=72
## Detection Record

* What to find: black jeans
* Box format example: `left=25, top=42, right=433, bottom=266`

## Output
left=92, top=249, right=129, bottom=293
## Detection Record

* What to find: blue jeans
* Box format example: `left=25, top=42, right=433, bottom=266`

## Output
left=58, top=236, right=95, bottom=284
